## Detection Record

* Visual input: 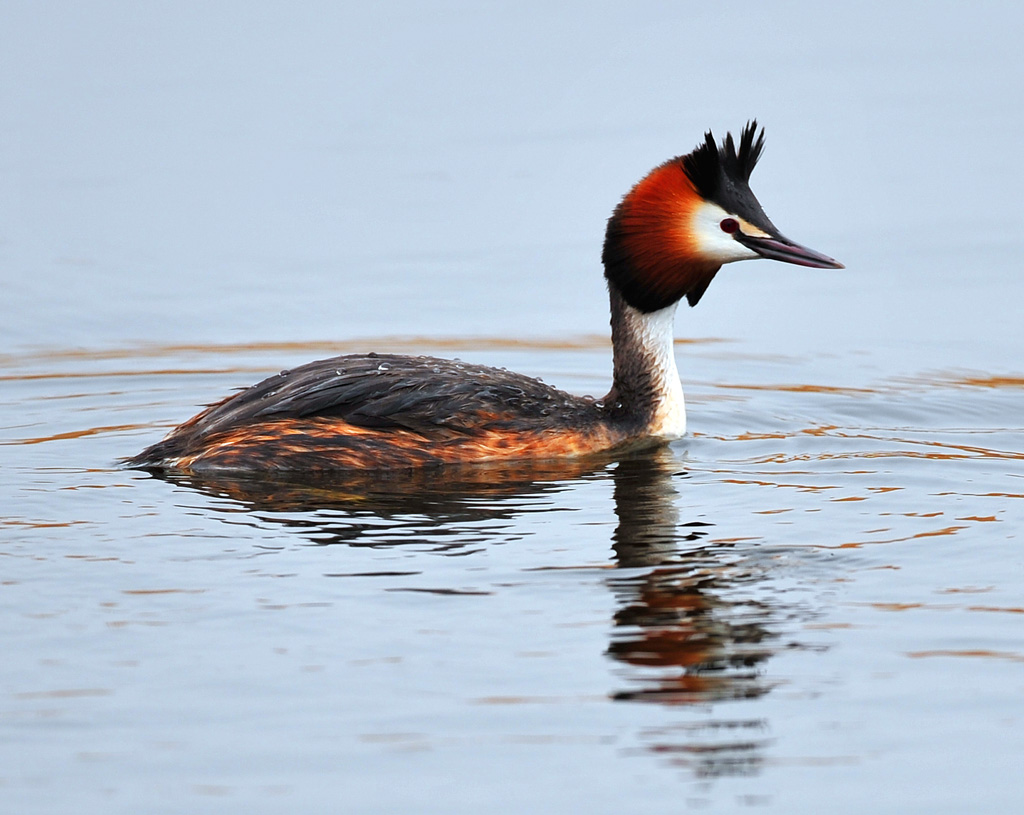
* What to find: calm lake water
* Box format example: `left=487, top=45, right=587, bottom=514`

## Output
left=2, top=3, right=1023, bottom=813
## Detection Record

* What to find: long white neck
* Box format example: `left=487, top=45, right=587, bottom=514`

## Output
left=606, top=285, right=686, bottom=439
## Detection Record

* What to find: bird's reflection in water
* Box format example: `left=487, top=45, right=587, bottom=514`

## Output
left=609, top=450, right=777, bottom=703
left=157, top=457, right=604, bottom=550
left=151, top=445, right=784, bottom=778
left=606, top=449, right=777, bottom=778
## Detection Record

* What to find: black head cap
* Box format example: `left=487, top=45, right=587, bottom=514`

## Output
left=681, top=120, right=777, bottom=234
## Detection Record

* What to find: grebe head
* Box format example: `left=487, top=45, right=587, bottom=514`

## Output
left=602, top=121, right=844, bottom=313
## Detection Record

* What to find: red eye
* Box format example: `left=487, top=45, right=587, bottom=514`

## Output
left=720, top=218, right=739, bottom=234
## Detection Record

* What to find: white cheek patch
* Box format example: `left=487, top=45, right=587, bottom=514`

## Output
left=691, top=200, right=760, bottom=264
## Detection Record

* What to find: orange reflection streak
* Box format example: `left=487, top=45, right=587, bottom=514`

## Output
left=722, top=478, right=840, bottom=492
left=940, top=375, right=1024, bottom=389
left=717, top=383, right=876, bottom=395
left=732, top=431, right=789, bottom=441
left=0, top=367, right=270, bottom=383
left=907, top=650, right=1024, bottom=662
left=939, top=492, right=1024, bottom=499
left=1, top=519, right=88, bottom=529
left=937, top=586, right=993, bottom=594
left=0, top=335, right=731, bottom=367
left=0, top=335, right=727, bottom=386
left=721, top=426, right=1024, bottom=464
left=0, top=336, right=599, bottom=365
left=909, top=524, right=970, bottom=536
left=855, top=601, right=1024, bottom=615
left=717, top=371, right=1024, bottom=394
left=4, top=423, right=153, bottom=445
left=833, top=432, right=1024, bottom=461
left=831, top=525, right=969, bottom=549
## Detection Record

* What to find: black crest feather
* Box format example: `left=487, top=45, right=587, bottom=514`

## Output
left=682, top=120, right=765, bottom=202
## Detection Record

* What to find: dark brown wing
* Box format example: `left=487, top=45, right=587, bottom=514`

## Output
left=128, top=353, right=605, bottom=468
left=193, top=353, right=596, bottom=433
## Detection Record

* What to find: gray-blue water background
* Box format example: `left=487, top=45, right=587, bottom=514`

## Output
left=2, top=3, right=1023, bottom=813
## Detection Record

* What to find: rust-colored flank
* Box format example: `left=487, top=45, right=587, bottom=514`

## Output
left=171, top=417, right=622, bottom=471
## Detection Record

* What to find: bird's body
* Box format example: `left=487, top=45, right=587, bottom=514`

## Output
left=130, top=353, right=632, bottom=470
left=128, top=122, right=841, bottom=473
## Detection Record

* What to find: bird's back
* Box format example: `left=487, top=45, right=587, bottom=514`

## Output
left=127, top=353, right=627, bottom=472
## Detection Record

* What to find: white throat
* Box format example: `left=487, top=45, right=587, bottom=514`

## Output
left=610, top=291, right=687, bottom=440
left=630, top=303, right=687, bottom=438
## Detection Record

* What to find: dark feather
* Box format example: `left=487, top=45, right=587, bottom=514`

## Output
left=127, top=353, right=609, bottom=468
left=682, top=120, right=765, bottom=202
left=738, top=121, right=765, bottom=179
left=680, top=129, right=722, bottom=202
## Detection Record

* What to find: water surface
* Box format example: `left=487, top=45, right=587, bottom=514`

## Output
left=2, top=3, right=1023, bottom=813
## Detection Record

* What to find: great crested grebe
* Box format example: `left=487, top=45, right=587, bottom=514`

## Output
left=128, top=122, right=842, bottom=473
